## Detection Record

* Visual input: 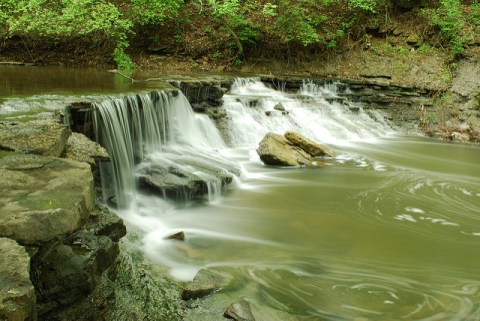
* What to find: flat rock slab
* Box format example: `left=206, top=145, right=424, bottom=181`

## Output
left=0, top=154, right=94, bottom=245
left=0, top=237, right=36, bottom=320
left=0, top=121, right=70, bottom=157
left=182, top=269, right=233, bottom=300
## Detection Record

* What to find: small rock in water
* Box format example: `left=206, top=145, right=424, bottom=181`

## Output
left=181, top=268, right=233, bottom=300
left=224, top=300, right=256, bottom=321
left=165, top=231, right=185, bottom=241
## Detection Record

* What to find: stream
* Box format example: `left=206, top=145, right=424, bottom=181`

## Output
left=1, top=66, right=480, bottom=321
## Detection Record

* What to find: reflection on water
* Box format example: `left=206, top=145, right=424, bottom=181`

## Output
left=0, top=65, right=163, bottom=97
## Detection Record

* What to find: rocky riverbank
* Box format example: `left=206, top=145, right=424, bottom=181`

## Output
left=0, top=114, right=126, bottom=320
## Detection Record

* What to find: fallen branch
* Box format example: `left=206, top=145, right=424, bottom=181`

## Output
left=107, top=69, right=164, bottom=83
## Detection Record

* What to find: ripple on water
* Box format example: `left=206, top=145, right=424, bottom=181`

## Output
left=236, top=261, right=480, bottom=321
left=355, top=170, right=480, bottom=240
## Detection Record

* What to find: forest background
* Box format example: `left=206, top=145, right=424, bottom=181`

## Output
left=1, top=0, right=479, bottom=71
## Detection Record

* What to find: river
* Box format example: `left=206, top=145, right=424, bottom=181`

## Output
left=1, top=66, right=480, bottom=321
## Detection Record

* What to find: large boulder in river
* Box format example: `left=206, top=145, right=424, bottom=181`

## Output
left=0, top=154, right=94, bottom=245
left=284, top=131, right=335, bottom=157
left=256, top=133, right=311, bottom=166
left=0, top=237, right=37, bottom=321
left=257, top=132, right=334, bottom=166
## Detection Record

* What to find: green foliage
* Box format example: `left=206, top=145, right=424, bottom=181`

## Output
left=128, top=0, right=183, bottom=25
left=427, top=0, right=465, bottom=57
left=262, top=3, right=278, bottom=16
left=2, top=0, right=135, bottom=69
left=272, top=1, right=324, bottom=46
left=207, top=0, right=259, bottom=55
left=6, top=0, right=131, bottom=39
left=349, top=0, right=378, bottom=13
left=470, top=1, right=480, bottom=31
left=416, top=44, right=433, bottom=53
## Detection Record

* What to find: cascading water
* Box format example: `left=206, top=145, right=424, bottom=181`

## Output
left=222, top=78, right=393, bottom=148
left=92, top=90, right=232, bottom=207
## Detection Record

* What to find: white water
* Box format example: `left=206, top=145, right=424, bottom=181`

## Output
left=223, top=78, right=393, bottom=148
left=93, top=90, right=227, bottom=207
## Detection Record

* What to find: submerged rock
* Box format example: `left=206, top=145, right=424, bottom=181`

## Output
left=224, top=300, right=256, bottom=321
left=0, top=237, right=37, bottom=321
left=0, top=121, right=70, bottom=157
left=182, top=269, right=233, bottom=300
left=256, top=133, right=311, bottom=166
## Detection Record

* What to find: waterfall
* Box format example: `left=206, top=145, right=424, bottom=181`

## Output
left=223, top=78, right=393, bottom=147
left=92, top=90, right=229, bottom=208
left=92, top=79, right=393, bottom=208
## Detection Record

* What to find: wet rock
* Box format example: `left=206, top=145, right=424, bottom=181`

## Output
left=171, top=80, right=231, bottom=112
left=224, top=300, right=255, bottom=321
left=29, top=204, right=125, bottom=319
left=0, top=121, right=71, bottom=157
left=0, top=237, right=37, bottom=321
left=165, top=231, right=185, bottom=241
left=66, top=102, right=95, bottom=139
left=137, top=157, right=239, bottom=202
left=84, top=205, right=127, bottom=243
left=65, top=132, right=110, bottom=165
left=0, top=154, right=94, bottom=245
left=284, top=131, right=335, bottom=157
left=256, top=133, right=311, bottom=167
left=32, top=231, right=119, bottom=316
left=182, top=269, right=233, bottom=300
